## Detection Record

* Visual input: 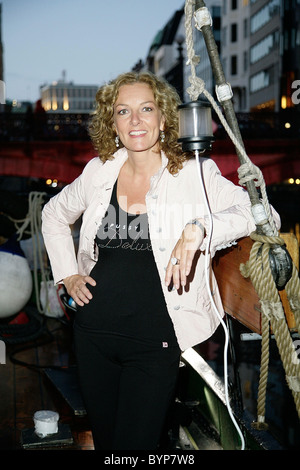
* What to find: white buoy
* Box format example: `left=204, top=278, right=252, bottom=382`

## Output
left=0, top=251, right=33, bottom=318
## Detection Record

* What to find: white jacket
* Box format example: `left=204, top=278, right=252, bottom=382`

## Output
left=42, top=148, right=279, bottom=351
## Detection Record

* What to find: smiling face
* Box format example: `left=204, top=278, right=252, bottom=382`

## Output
left=113, top=83, right=165, bottom=155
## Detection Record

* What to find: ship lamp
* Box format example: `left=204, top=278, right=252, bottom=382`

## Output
left=178, top=100, right=214, bottom=152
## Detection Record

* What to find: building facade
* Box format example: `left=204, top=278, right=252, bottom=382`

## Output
left=144, top=7, right=186, bottom=100
left=221, top=0, right=300, bottom=113
left=144, top=0, right=299, bottom=115
left=221, top=0, right=251, bottom=111
left=40, top=76, right=98, bottom=114
left=38, top=2, right=299, bottom=115
left=249, top=0, right=281, bottom=111
left=143, top=1, right=221, bottom=104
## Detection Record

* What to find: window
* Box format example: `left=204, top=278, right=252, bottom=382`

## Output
left=244, top=51, right=248, bottom=71
left=250, top=31, right=279, bottom=64
left=250, top=70, right=270, bottom=92
left=244, top=18, right=248, bottom=38
left=231, top=55, right=237, bottom=75
left=231, top=23, right=238, bottom=42
left=250, top=0, right=280, bottom=34
left=231, top=0, right=237, bottom=10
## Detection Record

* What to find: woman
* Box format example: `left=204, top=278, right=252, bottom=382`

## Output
left=42, top=71, right=279, bottom=450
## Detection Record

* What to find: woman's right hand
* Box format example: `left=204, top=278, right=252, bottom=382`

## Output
left=63, top=274, right=96, bottom=307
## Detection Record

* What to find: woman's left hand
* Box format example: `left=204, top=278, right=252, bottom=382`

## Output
left=165, top=222, right=205, bottom=290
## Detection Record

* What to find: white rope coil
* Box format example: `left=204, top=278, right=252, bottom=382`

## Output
left=216, top=83, right=233, bottom=102
left=194, top=6, right=212, bottom=30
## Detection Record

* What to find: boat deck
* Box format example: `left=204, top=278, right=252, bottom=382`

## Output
left=0, top=316, right=94, bottom=450
left=1, top=305, right=298, bottom=451
left=0, top=313, right=221, bottom=451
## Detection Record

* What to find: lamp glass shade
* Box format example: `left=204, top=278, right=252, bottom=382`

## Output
left=178, top=100, right=214, bottom=151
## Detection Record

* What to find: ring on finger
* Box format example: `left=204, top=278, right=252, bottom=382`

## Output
left=171, top=256, right=180, bottom=266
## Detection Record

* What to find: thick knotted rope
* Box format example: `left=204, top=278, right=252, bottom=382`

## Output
left=240, top=232, right=300, bottom=423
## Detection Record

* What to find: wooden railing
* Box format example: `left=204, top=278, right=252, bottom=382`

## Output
left=0, top=110, right=299, bottom=142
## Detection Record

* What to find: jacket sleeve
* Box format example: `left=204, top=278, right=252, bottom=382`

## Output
left=41, top=159, right=95, bottom=284
left=199, top=158, right=281, bottom=256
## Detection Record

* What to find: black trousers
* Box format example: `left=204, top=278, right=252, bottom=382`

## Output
left=73, top=326, right=181, bottom=450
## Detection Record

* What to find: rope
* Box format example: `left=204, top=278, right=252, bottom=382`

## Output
left=251, top=312, right=270, bottom=430
left=240, top=232, right=300, bottom=421
left=285, top=264, right=300, bottom=335
left=10, top=191, right=50, bottom=315
left=184, top=0, right=300, bottom=423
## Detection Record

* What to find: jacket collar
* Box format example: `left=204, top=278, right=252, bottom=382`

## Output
left=92, top=148, right=127, bottom=187
left=92, top=148, right=169, bottom=189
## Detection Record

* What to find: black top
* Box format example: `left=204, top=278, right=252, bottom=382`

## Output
left=74, top=180, right=177, bottom=347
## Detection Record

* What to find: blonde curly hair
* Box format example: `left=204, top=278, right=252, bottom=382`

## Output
left=88, top=71, right=191, bottom=175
